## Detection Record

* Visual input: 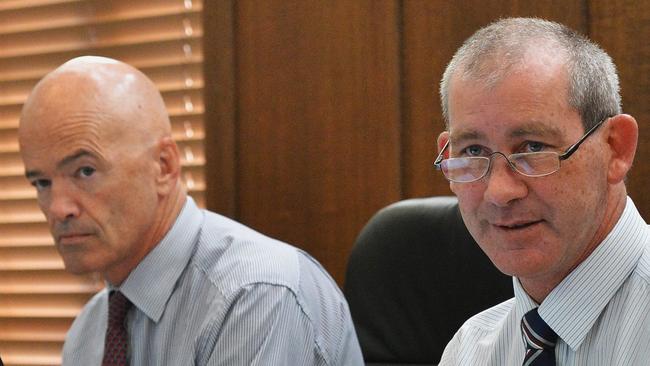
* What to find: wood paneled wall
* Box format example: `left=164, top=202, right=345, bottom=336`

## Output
left=203, top=0, right=649, bottom=284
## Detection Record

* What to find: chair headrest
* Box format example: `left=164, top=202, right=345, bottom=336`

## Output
left=344, top=196, right=512, bottom=364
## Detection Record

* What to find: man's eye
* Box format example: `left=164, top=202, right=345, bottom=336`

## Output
left=464, top=145, right=485, bottom=156
left=78, top=166, right=96, bottom=178
left=31, top=179, right=51, bottom=191
left=524, top=141, right=547, bottom=153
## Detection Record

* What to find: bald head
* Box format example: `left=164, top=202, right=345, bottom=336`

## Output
left=20, top=56, right=170, bottom=144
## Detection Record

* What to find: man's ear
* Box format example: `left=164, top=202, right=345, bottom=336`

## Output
left=605, top=114, right=638, bottom=184
left=155, top=136, right=181, bottom=195
left=437, top=131, right=450, bottom=155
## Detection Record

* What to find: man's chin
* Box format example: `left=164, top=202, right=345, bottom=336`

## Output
left=63, top=265, right=94, bottom=276
left=61, top=258, right=102, bottom=276
left=483, top=246, right=554, bottom=278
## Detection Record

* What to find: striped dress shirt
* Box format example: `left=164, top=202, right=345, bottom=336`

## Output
left=62, top=197, right=364, bottom=365
left=439, top=197, right=650, bottom=366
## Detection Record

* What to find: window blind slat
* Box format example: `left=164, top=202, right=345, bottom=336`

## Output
left=0, top=38, right=203, bottom=83
left=91, top=0, right=202, bottom=19
left=0, top=270, right=101, bottom=293
left=0, top=251, right=62, bottom=271
left=0, top=176, right=34, bottom=200
left=0, top=199, right=43, bottom=224
left=0, top=2, right=90, bottom=34
left=1, top=33, right=203, bottom=60
left=0, top=342, right=62, bottom=366
left=0, top=106, right=22, bottom=129
left=0, top=233, right=52, bottom=249
left=0, top=129, right=18, bottom=152
left=171, top=114, right=205, bottom=141
left=0, top=294, right=88, bottom=318
left=0, top=0, right=201, bottom=13
left=0, top=0, right=203, bottom=35
left=1, top=13, right=203, bottom=57
left=0, top=151, right=26, bottom=177
left=0, top=319, right=70, bottom=342
left=0, top=0, right=81, bottom=12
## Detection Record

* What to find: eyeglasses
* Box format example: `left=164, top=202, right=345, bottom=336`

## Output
left=434, top=118, right=609, bottom=183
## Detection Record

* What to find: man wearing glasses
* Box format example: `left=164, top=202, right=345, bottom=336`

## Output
left=435, top=18, right=648, bottom=365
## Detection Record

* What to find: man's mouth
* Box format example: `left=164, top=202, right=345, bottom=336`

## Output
left=57, top=233, right=93, bottom=245
left=494, top=220, right=543, bottom=230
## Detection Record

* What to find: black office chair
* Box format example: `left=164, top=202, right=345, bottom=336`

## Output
left=344, top=196, right=513, bottom=366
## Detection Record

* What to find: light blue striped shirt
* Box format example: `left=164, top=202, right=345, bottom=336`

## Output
left=62, top=198, right=363, bottom=365
left=439, top=197, right=650, bottom=365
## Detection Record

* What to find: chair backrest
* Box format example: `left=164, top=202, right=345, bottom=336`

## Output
left=344, top=196, right=513, bottom=365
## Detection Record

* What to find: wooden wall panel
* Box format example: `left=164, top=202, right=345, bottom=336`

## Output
left=234, top=0, right=402, bottom=283
left=401, top=0, right=586, bottom=198
left=588, top=0, right=650, bottom=219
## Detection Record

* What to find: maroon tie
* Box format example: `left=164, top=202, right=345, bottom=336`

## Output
left=103, top=291, right=132, bottom=366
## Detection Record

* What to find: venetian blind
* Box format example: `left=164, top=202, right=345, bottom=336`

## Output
left=0, top=0, right=205, bottom=365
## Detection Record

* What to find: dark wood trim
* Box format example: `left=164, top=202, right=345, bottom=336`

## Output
left=202, top=0, right=238, bottom=218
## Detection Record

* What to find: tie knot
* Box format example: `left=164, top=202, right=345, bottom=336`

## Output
left=521, top=308, right=558, bottom=350
left=108, top=291, right=132, bottom=324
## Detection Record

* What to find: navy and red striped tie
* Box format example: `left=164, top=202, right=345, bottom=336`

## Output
left=521, top=308, right=558, bottom=366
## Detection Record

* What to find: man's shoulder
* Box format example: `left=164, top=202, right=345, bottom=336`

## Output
left=457, top=297, right=516, bottom=334
left=189, top=210, right=321, bottom=298
left=187, top=210, right=355, bottom=362
left=63, top=288, right=109, bottom=359
left=71, top=288, right=108, bottom=324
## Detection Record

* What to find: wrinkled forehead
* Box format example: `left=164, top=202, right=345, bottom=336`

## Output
left=447, top=103, right=581, bottom=147
left=18, top=108, right=115, bottom=173
left=19, top=88, right=127, bottom=174
left=446, top=67, right=583, bottom=146
left=449, top=119, right=566, bottom=144
left=20, top=87, right=113, bottom=144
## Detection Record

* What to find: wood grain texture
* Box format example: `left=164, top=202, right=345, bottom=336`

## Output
left=234, top=0, right=402, bottom=283
left=203, top=0, right=237, bottom=217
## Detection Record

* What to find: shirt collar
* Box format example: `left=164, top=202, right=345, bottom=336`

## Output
left=515, top=197, right=647, bottom=351
left=513, top=277, right=537, bottom=319
left=117, top=197, right=203, bottom=322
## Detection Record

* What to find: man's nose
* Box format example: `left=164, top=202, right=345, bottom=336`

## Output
left=45, top=184, right=80, bottom=222
left=483, top=154, right=528, bottom=207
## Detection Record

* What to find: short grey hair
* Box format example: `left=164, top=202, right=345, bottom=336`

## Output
left=440, top=17, right=621, bottom=131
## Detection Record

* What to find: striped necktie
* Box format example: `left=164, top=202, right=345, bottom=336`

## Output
left=521, top=308, right=558, bottom=366
left=103, top=291, right=132, bottom=366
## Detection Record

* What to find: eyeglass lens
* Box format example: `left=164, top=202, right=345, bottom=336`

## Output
left=441, top=152, right=561, bottom=182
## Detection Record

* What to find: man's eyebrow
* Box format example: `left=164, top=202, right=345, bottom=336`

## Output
left=449, top=122, right=565, bottom=145
left=448, top=130, right=486, bottom=145
left=25, top=169, right=41, bottom=180
left=509, top=123, right=564, bottom=139
left=25, top=150, right=95, bottom=180
left=57, top=150, right=95, bottom=170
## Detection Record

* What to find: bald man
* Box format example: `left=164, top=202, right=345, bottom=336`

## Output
left=19, top=57, right=363, bottom=366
